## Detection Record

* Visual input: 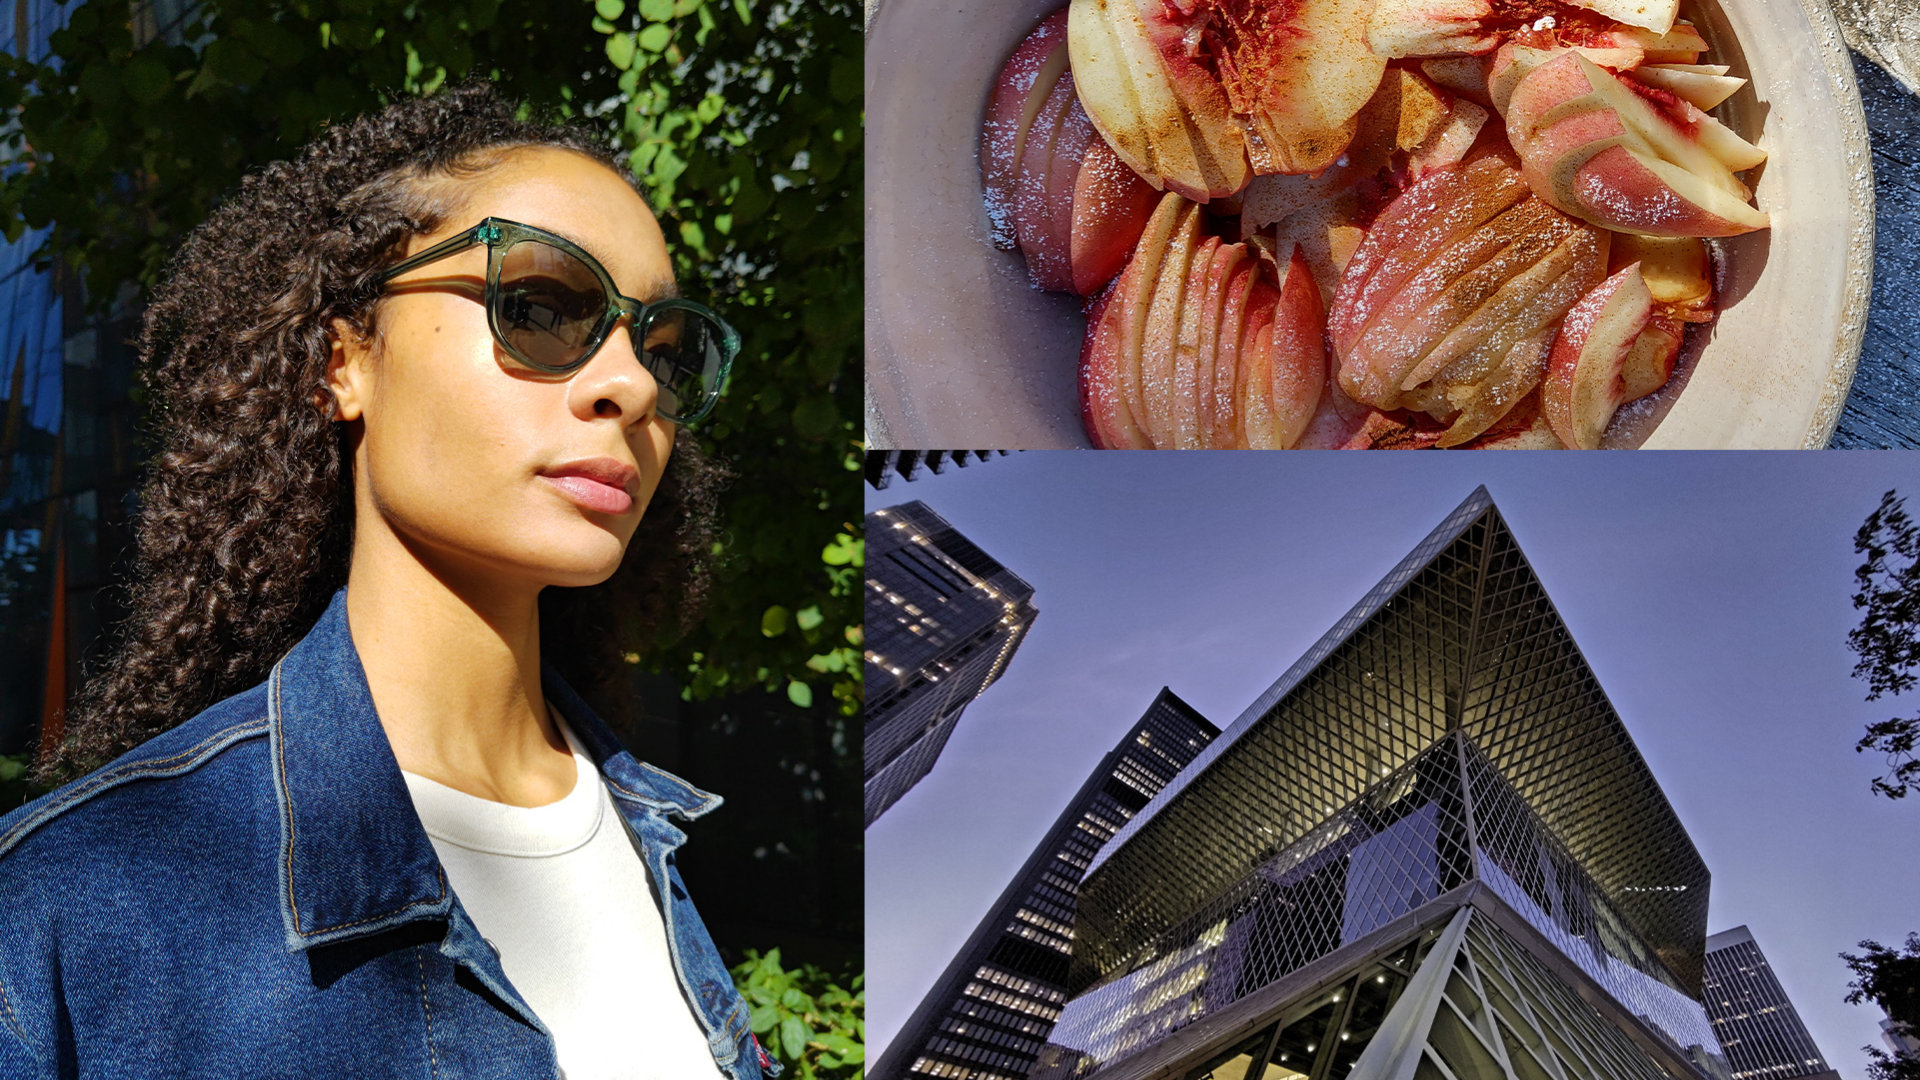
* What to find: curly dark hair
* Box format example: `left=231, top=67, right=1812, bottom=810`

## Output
left=36, top=82, right=727, bottom=785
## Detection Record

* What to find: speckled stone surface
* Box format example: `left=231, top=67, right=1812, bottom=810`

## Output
left=1831, top=50, right=1920, bottom=448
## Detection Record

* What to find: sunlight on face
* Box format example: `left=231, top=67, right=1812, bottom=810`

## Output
left=334, top=147, right=680, bottom=592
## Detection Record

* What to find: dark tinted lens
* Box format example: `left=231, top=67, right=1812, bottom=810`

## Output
left=497, top=239, right=609, bottom=369
left=637, top=306, right=726, bottom=422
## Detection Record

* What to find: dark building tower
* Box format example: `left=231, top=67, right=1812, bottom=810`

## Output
left=1031, top=487, right=1734, bottom=1080
left=871, top=689, right=1221, bottom=1080
left=866, top=501, right=1038, bottom=826
left=1703, top=927, right=1840, bottom=1080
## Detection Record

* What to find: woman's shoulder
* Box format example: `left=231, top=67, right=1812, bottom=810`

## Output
left=0, top=680, right=276, bottom=881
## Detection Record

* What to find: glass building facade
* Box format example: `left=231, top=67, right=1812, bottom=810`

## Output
left=873, top=688, right=1221, bottom=1080
left=866, top=501, right=1038, bottom=825
left=1032, top=488, right=1731, bottom=1080
left=1701, top=927, right=1837, bottom=1080
left=0, top=0, right=174, bottom=763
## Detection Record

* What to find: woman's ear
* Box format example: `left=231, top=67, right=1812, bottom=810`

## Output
left=324, top=317, right=374, bottom=422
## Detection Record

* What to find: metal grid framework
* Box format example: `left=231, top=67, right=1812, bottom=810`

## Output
left=875, top=690, right=1221, bottom=1080
left=1403, top=910, right=1694, bottom=1080
left=1075, top=489, right=1709, bottom=998
left=1040, top=908, right=1707, bottom=1080
left=866, top=501, right=1038, bottom=825
left=1040, top=733, right=1722, bottom=1076
left=1700, top=930, right=1833, bottom=1080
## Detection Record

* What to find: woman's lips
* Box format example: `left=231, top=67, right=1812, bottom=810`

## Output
left=539, top=474, right=634, bottom=514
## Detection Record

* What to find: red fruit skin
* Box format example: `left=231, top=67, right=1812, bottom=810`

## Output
left=982, top=9, right=1071, bottom=251
left=1080, top=282, right=1128, bottom=448
left=1265, top=247, right=1328, bottom=449
left=1015, top=75, right=1078, bottom=291
left=1069, top=102, right=1160, bottom=296
left=1208, top=256, right=1260, bottom=449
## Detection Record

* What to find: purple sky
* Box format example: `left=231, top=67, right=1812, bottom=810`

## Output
left=866, top=452, right=1920, bottom=1080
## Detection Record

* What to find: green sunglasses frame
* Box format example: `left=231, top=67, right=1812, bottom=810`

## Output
left=371, top=216, right=741, bottom=425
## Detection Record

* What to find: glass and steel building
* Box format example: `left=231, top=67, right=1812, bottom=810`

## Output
left=1701, top=927, right=1839, bottom=1080
left=874, top=688, right=1222, bottom=1080
left=866, top=501, right=1038, bottom=826
left=1031, top=487, right=1732, bottom=1080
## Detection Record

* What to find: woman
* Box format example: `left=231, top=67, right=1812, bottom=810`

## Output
left=0, top=84, right=777, bottom=1080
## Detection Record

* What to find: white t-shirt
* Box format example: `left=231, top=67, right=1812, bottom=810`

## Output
left=400, top=721, right=728, bottom=1080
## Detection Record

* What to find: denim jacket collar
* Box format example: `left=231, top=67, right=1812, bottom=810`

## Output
left=268, top=585, right=722, bottom=953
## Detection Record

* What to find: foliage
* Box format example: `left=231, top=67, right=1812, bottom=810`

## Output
left=732, top=948, right=863, bottom=1080
left=1844, top=934, right=1920, bottom=1031
left=0, top=751, right=49, bottom=811
left=1843, top=933, right=1920, bottom=1080
left=0, top=0, right=860, bottom=718
left=1847, top=491, right=1920, bottom=799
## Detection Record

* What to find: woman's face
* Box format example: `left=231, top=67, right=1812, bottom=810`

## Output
left=327, top=147, right=678, bottom=592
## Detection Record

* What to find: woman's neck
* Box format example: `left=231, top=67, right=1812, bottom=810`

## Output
left=343, top=550, right=578, bottom=808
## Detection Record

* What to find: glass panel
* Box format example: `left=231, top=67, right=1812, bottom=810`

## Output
left=1186, top=1026, right=1275, bottom=1080
left=1267, top=998, right=1340, bottom=1080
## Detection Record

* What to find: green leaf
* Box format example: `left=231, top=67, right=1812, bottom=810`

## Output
left=795, top=605, right=823, bottom=631
left=123, top=56, right=172, bottom=105
left=760, top=605, right=789, bottom=638
left=605, top=32, right=636, bottom=70
left=781, top=1015, right=810, bottom=1058
left=596, top=0, right=628, bottom=19
left=786, top=680, right=812, bottom=709
left=637, top=23, right=672, bottom=51
left=792, top=395, right=838, bottom=439
left=749, top=1003, right=778, bottom=1033
left=640, top=0, right=675, bottom=19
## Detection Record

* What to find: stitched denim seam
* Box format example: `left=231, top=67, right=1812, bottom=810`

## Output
left=636, top=761, right=722, bottom=815
left=0, top=970, right=28, bottom=1048
left=415, top=947, right=440, bottom=1079
left=274, top=663, right=447, bottom=940
left=273, top=665, right=301, bottom=934
left=0, top=718, right=269, bottom=860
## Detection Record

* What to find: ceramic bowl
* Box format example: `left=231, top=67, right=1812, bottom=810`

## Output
left=864, top=0, right=1875, bottom=448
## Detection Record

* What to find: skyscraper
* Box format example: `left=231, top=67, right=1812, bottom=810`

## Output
left=1703, top=926, right=1840, bottom=1080
left=872, top=688, right=1221, bottom=1080
left=1030, top=487, right=1732, bottom=1080
left=866, top=501, right=1039, bottom=826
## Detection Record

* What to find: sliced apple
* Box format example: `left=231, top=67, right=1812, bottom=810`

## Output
left=1069, top=0, right=1383, bottom=197
left=1066, top=98, right=1161, bottom=295
left=1114, top=193, right=1189, bottom=444
left=1337, top=410, right=1445, bottom=448
left=1173, top=235, right=1223, bottom=447
left=1194, top=241, right=1243, bottom=446
left=1210, top=255, right=1261, bottom=448
left=981, top=10, right=1071, bottom=250
left=1422, top=57, right=1493, bottom=103
left=1506, top=51, right=1767, bottom=236
left=1140, top=200, right=1206, bottom=447
left=1080, top=283, right=1129, bottom=448
left=1609, top=232, right=1713, bottom=308
left=1541, top=261, right=1656, bottom=448
left=1632, top=64, right=1745, bottom=109
left=1581, top=20, right=1707, bottom=62
left=1367, top=0, right=1499, bottom=58
left=1256, top=246, right=1328, bottom=449
left=1014, top=75, right=1077, bottom=291
left=1562, top=0, right=1677, bottom=36
left=1405, top=99, right=1489, bottom=182
left=1331, top=156, right=1532, bottom=401
left=1621, top=313, right=1683, bottom=399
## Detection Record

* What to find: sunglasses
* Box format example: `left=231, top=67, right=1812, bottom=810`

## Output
left=371, top=217, right=741, bottom=425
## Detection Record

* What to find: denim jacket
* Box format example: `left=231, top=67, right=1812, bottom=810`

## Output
left=0, top=586, right=778, bottom=1080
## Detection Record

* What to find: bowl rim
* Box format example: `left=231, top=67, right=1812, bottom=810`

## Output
left=863, top=0, right=1877, bottom=450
